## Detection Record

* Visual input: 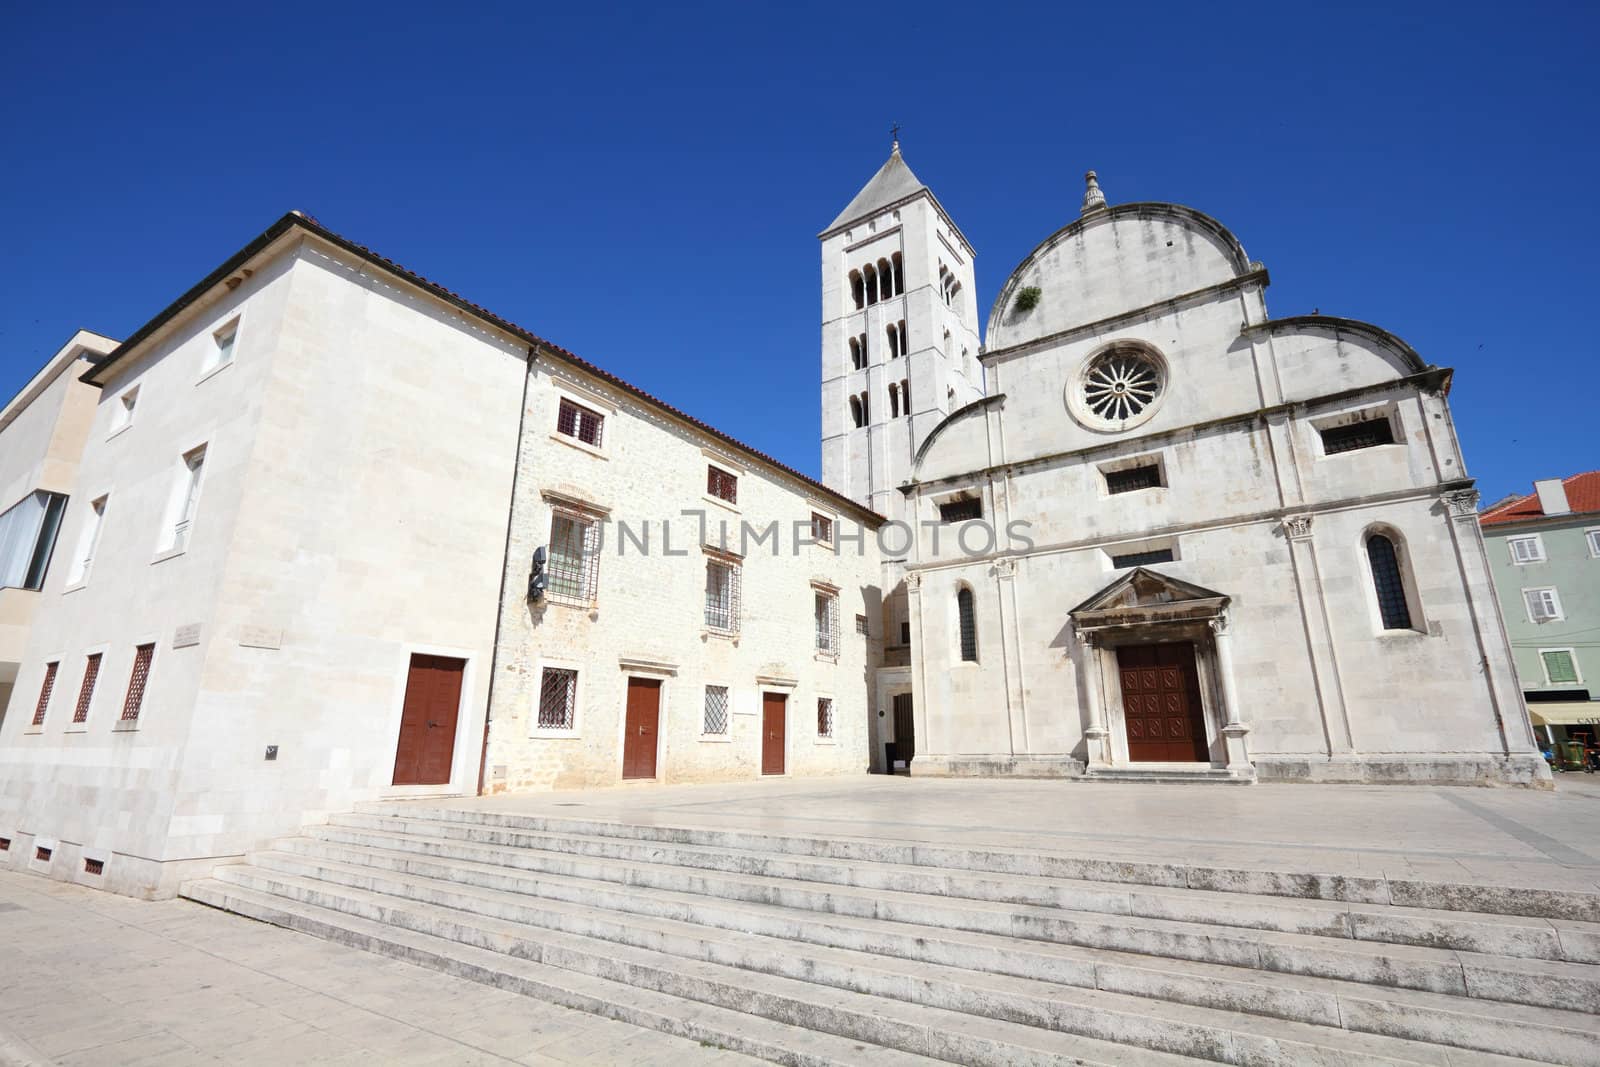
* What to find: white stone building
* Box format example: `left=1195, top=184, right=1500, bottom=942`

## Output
left=824, top=153, right=1546, bottom=785
left=0, top=211, right=882, bottom=897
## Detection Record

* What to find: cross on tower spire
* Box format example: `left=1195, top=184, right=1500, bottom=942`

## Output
left=890, top=123, right=901, bottom=154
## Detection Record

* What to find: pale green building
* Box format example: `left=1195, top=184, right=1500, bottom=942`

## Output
left=1480, top=472, right=1600, bottom=748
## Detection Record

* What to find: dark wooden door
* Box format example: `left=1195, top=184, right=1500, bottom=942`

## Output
left=1116, top=642, right=1209, bottom=763
left=622, top=678, right=661, bottom=779
left=892, top=692, right=915, bottom=766
left=392, top=654, right=466, bottom=786
left=761, top=692, right=787, bottom=776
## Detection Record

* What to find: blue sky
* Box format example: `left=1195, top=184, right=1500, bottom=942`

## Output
left=3, top=1, right=1595, bottom=506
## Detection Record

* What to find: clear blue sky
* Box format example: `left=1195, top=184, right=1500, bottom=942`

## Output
left=3, top=1, right=1595, bottom=506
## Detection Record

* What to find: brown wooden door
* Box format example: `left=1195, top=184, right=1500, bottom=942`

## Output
left=892, top=692, right=915, bottom=765
left=1116, top=642, right=1209, bottom=763
left=761, top=692, right=786, bottom=775
left=622, top=678, right=661, bottom=779
left=392, top=654, right=466, bottom=786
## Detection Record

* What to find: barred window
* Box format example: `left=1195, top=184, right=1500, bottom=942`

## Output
left=537, top=667, right=578, bottom=730
left=938, top=497, right=982, bottom=523
left=705, top=559, right=741, bottom=633
left=1321, top=418, right=1394, bottom=455
left=548, top=511, right=599, bottom=602
left=1105, top=464, right=1162, bottom=494
left=557, top=398, right=604, bottom=447
left=703, top=685, right=729, bottom=735
left=957, top=587, right=978, bottom=662
left=811, top=512, right=833, bottom=544
left=707, top=465, right=738, bottom=504
left=1111, top=547, right=1175, bottom=568
left=1366, top=534, right=1413, bottom=630
left=120, top=644, right=155, bottom=722
left=815, top=591, right=839, bottom=654
left=816, top=697, right=834, bottom=738
left=31, top=661, right=58, bottom=727
left=854, top=613, right=869, bottom=636
left=72, top=652, right=102, bottom=724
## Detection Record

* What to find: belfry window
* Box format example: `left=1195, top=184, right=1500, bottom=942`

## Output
left=849, top=395, right=865, bottom=428
left=891, top=253, right=904, bottom=295
left=886, top=323, right=899, bottom=359
left=1366, top=533, right=1414, bottom=630
left=849, top=270, right=864, bottom=310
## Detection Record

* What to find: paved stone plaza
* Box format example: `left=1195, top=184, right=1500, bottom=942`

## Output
left=0, top=872, right=755, bottom=1066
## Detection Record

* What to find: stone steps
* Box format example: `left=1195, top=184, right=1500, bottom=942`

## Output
left=297, top=821, right=1600, bottom=1014
left=353, top=802, right=1600, bottom=922
left=321, top=810, right=1600, bottom=964
left=179, top=803, right=1600, bottom=1066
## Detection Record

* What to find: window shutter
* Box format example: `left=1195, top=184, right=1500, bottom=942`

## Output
left=1542, top=650, right=1579, bottom=685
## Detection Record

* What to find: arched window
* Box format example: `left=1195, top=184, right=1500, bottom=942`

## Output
left=849, top=270, right=864, bottom=310
left=888, top=383, right=899, bottom=419
left=891, top=252, right=904, bottom=295
left=898, top=320, right=909, bottom=356
left=848, top=337, right=862, bottom=371
left=886, top=323, right=899, bottom=359
left=1366, top=533, right=1414, bottom=631
left=957, top=587, right=977, bottom=662
left=849, top=395, right=864, bottom=428
left=863, top=264, right=879, bottom=305
left=859, top=391, right=870, bottom=423
left=877, top=258, right=893, bottom=298
left=901, top=379, right=910, bottom=413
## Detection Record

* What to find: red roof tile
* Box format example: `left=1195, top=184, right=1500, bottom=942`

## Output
left=1479, top=471, right=1600, bottom=526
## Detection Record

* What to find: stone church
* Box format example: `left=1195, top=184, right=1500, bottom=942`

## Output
left=824, top=142, right=1546, bottom=785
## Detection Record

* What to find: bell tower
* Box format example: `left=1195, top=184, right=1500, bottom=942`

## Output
left=819, top=137, right=982, bottom=528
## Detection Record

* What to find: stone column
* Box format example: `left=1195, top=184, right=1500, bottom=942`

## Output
left=905, top=571, right=932, bottom=761
left=1077, top=629, right=1113, bottom=768
left=1281, top=513, right=1355, bottom=756
left=1208, top=614, right=1252, bottom=772
left=994, top=557, right=1028, bottom=755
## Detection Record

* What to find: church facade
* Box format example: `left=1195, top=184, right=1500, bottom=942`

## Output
left=824, top=148, right=1546, bottom=786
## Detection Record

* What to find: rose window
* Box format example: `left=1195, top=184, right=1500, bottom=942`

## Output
left=1083, top=350, right=1161, bottom=423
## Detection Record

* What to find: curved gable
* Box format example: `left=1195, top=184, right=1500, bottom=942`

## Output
left=987, top=204, right=1253, bottom=352
left=1245, top=316, right=1430, bottom=401
left=913, top=395, right=1002, bottom=483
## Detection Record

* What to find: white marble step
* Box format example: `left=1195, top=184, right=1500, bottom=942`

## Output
left=184, top=875, right=1211, bottom=1067
left=194, top=862, right=1559, bottom=1067
left=356, top=803, right=1600, bottom=922
left=238, top=845, right=1600, bottom=1066
left=324, top=811, right=1600, bottom=963
left=292, top=823, right=1600, bottom=1013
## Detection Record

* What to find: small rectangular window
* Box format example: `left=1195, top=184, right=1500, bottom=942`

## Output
left=1112, top=547, right=1176, bottom=568
left=165, top=446, right=207, bottom=553
left=1320, top=418, right=1395, bottom=455
left=83, top=858, right=103, bottom=876
left=1105, top=464, right=1163, bottom=495
left=938, top=497, right=983, bottom=523
left=705, top=558, right=741, bottom=633
left=1525, top=587, right=1563, bottom=623
left=67, top=496, right=107, bottom=586
left=1589, top=530, right=1600, bottom=558
left=556, top=398, right=604, bottom=447
left=111, top=386, right=138, bottom=433
left=811, top=512, right=833, bottom=545
left=536, top=667, right=578, bottom=730
left=855, top=613, right=869, bottom=636
left=547, top=511, right=599, bottom=602
left=1508, top=535, right=1546, bottom=564
left=703, top=686, right=729, bottom=735
left=120, top=644, right=155, bottom=722
left=0, top=837, right=9, bottom=852
left=205, top=321, right=238, bottom=373
left=900, top=622, right=910, bottom=645
left=817, top=697, right=834, bottom=738
left=31, top=661, right=59, bottom=727
left=815, top=591, right=839, bottom=654
left=1542, top=650, right=1580, bottom=685
left=72, top=653, right=102, bottom=724
left=35, top=846, right=51, bottom=863
left=707, top=465, right=738, bottom=504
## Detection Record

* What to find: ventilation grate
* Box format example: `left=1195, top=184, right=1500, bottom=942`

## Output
left=84, top=858, right=104, bottom=876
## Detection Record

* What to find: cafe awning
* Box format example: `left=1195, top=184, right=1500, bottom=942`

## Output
left=1527, top=703, right=1600, bottom=727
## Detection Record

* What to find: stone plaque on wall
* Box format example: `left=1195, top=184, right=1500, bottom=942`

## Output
left=238, top=626, right=284, bottom=650
left=173, top=624, right=201, bottom=648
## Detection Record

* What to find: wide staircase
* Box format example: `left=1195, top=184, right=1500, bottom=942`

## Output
left=182, top=802, right=1600, bottom=1066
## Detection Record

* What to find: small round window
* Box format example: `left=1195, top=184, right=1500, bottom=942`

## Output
left=1067, top=343, right=1168, bottom=432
